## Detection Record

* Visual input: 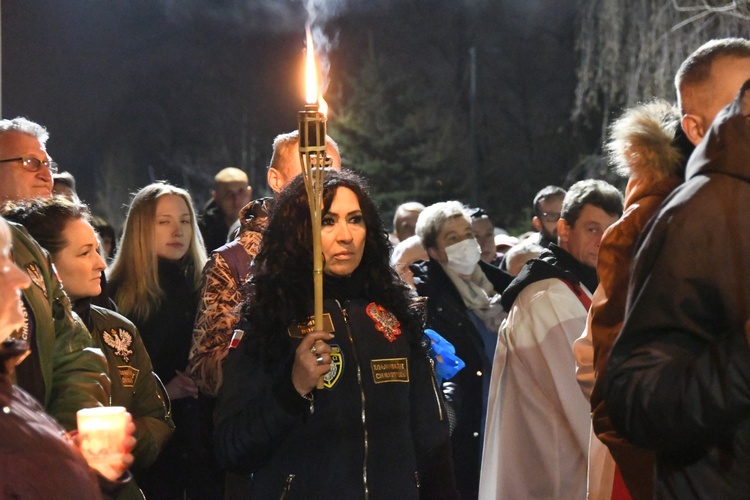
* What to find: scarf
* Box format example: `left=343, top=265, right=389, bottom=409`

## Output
left=440, top=262, right=506, bottom=332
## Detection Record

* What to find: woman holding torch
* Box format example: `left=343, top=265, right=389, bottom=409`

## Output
left=215, top=169, right=458, bottom=499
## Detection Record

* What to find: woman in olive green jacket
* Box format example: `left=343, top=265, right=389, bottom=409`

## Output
left=2, top=197, right=174, bottom=499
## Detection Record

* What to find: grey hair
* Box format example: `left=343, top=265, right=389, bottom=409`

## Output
left=393, top=201, right=426, bottom=228
left=415, top=200, right=471, bottom=250
left=0, top=117, right=49, bottom=147
left=269, top=130, right=340, bottom=173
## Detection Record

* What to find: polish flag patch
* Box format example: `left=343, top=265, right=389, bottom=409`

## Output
left=229, top=329, right=245, bottom=349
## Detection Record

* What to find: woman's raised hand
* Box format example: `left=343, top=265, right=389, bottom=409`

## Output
left=292, top=331, right=335, bottom=396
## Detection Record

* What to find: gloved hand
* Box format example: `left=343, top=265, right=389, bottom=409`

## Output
left=424, top=329, right=465, bottom=384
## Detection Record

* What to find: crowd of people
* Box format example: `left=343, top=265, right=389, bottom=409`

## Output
left=0, top=36, right=748, bottom=500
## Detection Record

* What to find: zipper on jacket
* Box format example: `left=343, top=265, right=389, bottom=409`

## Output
left=279, top=473, right=295, bottom=499
left=338, top=301, right=370, bottom=499
left=428, top=358, right=444, bottom=421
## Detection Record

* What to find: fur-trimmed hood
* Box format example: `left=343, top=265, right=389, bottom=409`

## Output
left=606, top=99, right=692, bottom=180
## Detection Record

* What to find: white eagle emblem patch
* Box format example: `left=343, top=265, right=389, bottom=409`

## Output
left=103, top=328, right=133, bottom=363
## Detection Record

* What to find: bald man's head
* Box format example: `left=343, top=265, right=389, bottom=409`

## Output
left=266, top=130, right=342, bottom=193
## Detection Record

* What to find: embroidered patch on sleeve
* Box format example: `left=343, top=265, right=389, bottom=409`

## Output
left=103, top=328, right=133, bottom=363
left=323, top=345, right=343, bottom=389
left=365, top=302, right=402, bottom=342
left=25, top=262, right=47, bottom=297
left=118, top=365, right=140, bottom=388
left=229, top=329, right=244, bottom=348
left=371, top=358, right=409, bottom=383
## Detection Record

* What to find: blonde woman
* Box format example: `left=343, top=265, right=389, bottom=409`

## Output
left=108, top=182, right=211, bottom=499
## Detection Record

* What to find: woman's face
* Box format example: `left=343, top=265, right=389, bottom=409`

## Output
left=154, top=194, right=192, bottom=261
left=0, top=226, right=31, bottom=343
left=54, top=219, right=106, bottom=302
left=321, top=187, right=366, bottom=277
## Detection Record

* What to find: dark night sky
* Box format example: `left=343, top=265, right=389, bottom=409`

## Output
left=2, top=0, right=583, bottom=228
left=3, top=1, right=310, bottom=204
left=4, top=2, right=132, bottom=166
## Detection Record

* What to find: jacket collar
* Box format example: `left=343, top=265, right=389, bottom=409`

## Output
left=500, top=244, right=598, bottom=311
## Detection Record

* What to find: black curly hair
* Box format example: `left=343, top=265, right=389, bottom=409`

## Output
left=242, top=168, right=420, bottom=365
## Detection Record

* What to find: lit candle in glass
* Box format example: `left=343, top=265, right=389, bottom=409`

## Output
left=76, top=406, right=128, bottom=466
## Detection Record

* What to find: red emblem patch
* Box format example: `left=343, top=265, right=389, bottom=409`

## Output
left=365, top=302, right=402, bottom=343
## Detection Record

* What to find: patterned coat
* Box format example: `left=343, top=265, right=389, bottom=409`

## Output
left=189, top=197, right=272, bottom=396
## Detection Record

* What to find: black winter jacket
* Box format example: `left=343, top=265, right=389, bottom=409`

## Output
left=199, top=199, right=231, bottom=254
left=605, top=81, right=750, bottom=498
left=215, top=297, right=457, bottom=499
left=501, top=244, right=599, bottom=311
left=411, top=259, right=511, bottom=498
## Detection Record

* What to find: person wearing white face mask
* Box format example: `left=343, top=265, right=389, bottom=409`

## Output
left=411, top=201, right=512, bottom=499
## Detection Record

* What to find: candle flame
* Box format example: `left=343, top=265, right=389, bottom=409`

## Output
left=305, top=27, right=318, bottom=105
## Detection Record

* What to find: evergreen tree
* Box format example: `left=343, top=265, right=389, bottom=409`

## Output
left=330, top=47, right=468, bottom=225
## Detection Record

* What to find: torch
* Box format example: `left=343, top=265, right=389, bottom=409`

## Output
left=299, top=27, right=330, bottom=389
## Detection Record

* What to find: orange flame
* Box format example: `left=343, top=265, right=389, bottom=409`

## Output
left=319, top=95, right=328, bottom=116
left=304, top=27, right=318, bottom=105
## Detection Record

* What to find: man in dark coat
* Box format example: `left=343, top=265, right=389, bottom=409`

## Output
left=605, top=80, right=750, bottom=498
left=198, top=167, right=252, bottom=253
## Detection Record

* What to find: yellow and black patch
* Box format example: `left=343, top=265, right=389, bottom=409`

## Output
left=371, top=358, right=409, bottom=384
left=323, top=345, right=343, bottom=389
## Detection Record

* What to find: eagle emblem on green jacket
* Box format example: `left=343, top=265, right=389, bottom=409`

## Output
left=103, top=328, right=133, bottom=363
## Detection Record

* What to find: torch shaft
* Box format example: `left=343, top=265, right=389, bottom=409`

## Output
left=309, top=176, right=324, bottom=331
left=299, top=105, right=327, bottom=390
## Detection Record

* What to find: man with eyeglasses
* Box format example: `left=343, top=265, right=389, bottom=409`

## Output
left=531, top=185, right=566, bottom=248
left=0, top=117, right=110, bottom=430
